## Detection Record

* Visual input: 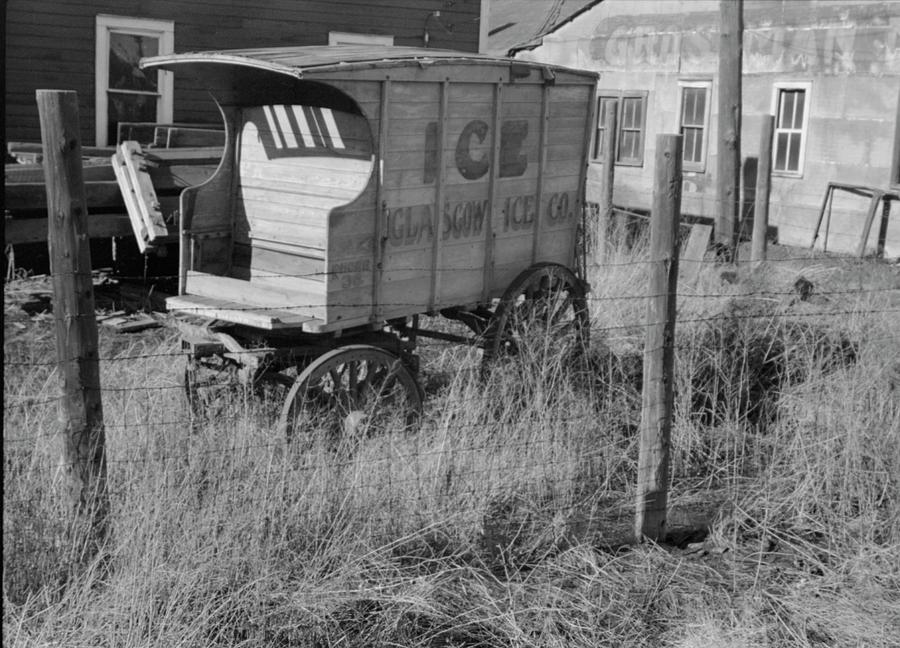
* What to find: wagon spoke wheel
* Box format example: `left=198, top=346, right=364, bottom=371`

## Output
left=279, top=345, right=423, bottom=446
left=484, top=263, right=589, bottom=369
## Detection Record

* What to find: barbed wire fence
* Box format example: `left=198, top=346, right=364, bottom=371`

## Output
left=5, top=242, right=899, bottom=555
left=5, top=105, right=899, bottom=581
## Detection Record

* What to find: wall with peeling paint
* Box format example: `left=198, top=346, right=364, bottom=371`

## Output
left=517, top=0, right=900, bottom=257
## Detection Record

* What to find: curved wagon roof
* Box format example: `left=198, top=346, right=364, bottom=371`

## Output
left=140, top=44, right=597, bottom=82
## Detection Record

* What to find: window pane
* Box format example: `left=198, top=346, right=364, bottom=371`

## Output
left=620, top=131, right=641, bottom=161
left=683, top=88, right=705, bottom=126
left=778, top=91, right=794, bottom=128
left=631, top=98, right=643, bottom=128
left=693, top=89, right=706, bottom=124
left=595, top=127, right=605, bottom=157
left=107, top=92, right=157, bottom=144
left=683, top=128, right=697, bottom=162
left=775, top=132, right=789, bottom=170
left=109, top=32, right=159, bottom=92
left=621, top=99, right=632, bottom=129
left=792, top=91, right=805, bottom=129
left=618, top=131, right=632, bottom=160
left=788, top=132, right=802, bottom=170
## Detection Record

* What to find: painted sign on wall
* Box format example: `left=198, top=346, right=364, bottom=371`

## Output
left=587, top=4, right=900, bottom=75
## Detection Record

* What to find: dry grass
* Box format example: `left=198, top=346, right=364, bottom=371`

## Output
left=4, top=233, right=900, bottom=647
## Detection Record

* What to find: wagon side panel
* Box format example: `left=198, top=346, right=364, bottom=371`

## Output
left=325, top=80, right=382, bottom=327
left=489, top=81, right=544, bottom=295
left=179, top=106, right=239, bottom=283
left=533, top=83, right=594, bottom=267
left=379, top=80, right=456, bottom=319
left=430, top=81, right=499, bottom=309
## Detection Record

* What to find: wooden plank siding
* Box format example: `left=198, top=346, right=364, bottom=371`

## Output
left=147, top=50, right=595, bottom=332
left=5, top=0, right=482, bottom=145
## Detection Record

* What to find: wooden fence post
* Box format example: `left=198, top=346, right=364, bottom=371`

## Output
left=635, top=134, right=682, bottom=543
left=715, top=0, right=742, bottom=260
left=37, top=90, right=108, bottom=548
left=752, top=114, right=774, bottom=263
left=597, top=99, right=618, bottom=263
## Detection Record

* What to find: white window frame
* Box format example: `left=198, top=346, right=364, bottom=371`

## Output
left=593, top=90, right=649, bottom=167
left=95, top=14, right=174, bottom=147
left=892, top=85, right=900, bottom=189
left=677, top=79, right=712, bottom=173
left=770, top=81, right=812, bottom=178
left=328, top=31, right=394, bottom=46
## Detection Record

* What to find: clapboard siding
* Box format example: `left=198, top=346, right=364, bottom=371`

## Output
left=524, top=0, right=900, bottom=256
left=5, top=0, right=481, bottom=144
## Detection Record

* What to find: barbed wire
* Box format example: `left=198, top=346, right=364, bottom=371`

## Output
left=9, top=251, right=899, bottom=286
left=5, top=289, right=897, bottom=325
left=4, top=315, right=896, bottom=375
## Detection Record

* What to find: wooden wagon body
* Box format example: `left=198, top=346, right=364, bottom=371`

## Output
left=141, top=46, right=598, bottom=333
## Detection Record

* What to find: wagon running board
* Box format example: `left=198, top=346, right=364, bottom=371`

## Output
left=166, top=294, right=326, bottom=332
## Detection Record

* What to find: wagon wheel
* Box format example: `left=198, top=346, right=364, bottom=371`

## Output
left=483, top=263, right=589, bottom=368
left=278, top=344, right=423, bottom=445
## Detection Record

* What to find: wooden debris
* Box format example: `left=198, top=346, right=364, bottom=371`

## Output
left=111, top=140, right=170, bottom=251
left=680, top=223, right=713, bottom=285
left=97, top=311, right=161, bottom=333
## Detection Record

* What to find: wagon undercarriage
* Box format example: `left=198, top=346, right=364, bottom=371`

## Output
left=177, top=262, right=589, bottom=438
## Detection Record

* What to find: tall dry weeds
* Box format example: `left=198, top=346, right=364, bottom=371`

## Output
left=4, top=236, right=899, bottom=646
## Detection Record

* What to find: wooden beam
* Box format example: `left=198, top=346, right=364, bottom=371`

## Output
left=5, top=180, right=124, bottom=211
left=752, top=114, right=774, bottom=263
left=857, top=191, right=885, bottom=258
left=715, top=0, right=742, bottom=259
left=532, top=81, right=551, bottom=264
left=5, top=213, right=134, bottom=245
left=36, top=89, right=108, bottom=552
left=429, top=80, right=449, bottom=310
left=635, top=134, right=682, bottom=543
left=7, top=140, right=114, bottom=160
left=597, top=99, right=618, bottom=264
left=5, top=160, right=115, bottom=183
left=482, top=82, right=502, bottom=301
left=680, top=223, right=712, bottom=285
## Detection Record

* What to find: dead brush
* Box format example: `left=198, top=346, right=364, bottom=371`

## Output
left=4, top=241, right=899, bottom=646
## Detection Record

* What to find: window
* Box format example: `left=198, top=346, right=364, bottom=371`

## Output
left=592, top=91, right=648, bottom=167
left=678, top=81, right=712, bottom=172
left=95, top=15, right=174, bottom=147
left=593, top=96, right=617, bottom=159
left=328, top=31, right=394, bottom=46
left=771, top=82, right=811, bottom=176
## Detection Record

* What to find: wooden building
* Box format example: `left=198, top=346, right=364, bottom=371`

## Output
left=5, top=0, right=487, bottom=148
left=508, top=0, right=900, bottom=257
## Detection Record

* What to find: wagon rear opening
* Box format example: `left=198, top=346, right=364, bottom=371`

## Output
left=232, top=103, right=374, bottom=289
left=168, top=94, right=376, bottom=332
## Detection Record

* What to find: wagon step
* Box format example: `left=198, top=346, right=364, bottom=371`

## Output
left=167, top=294, right=325, bottom=331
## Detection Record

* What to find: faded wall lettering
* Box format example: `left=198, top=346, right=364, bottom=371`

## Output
left=587, top=7, right=900, bottom=75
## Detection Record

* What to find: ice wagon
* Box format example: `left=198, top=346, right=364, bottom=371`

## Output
left=137, top=45, right=598, bottom=435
